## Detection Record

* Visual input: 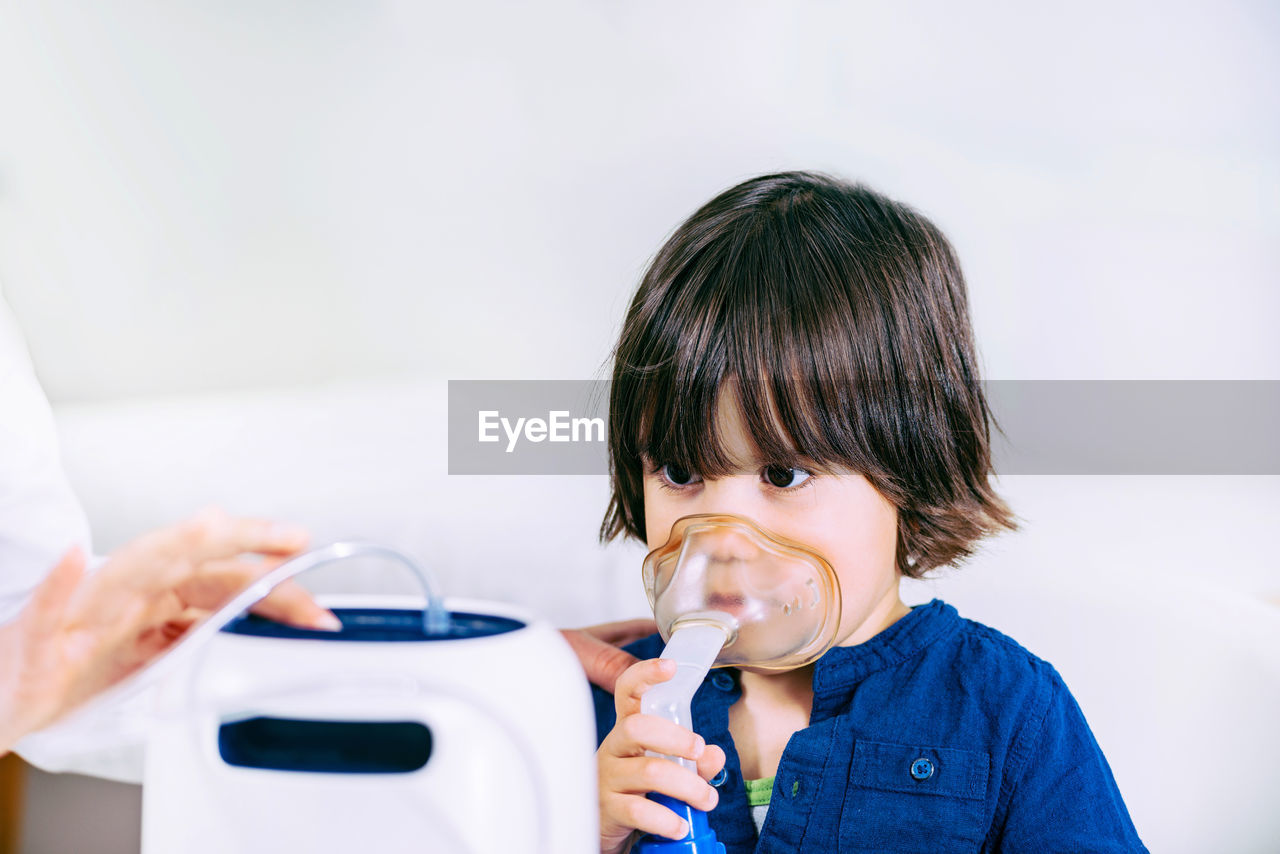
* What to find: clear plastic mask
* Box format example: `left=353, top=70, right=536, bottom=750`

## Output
left=641, top=514, right=842, bottom=671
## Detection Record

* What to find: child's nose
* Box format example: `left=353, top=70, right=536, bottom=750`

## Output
left=691, top=476, right=768, bottom=522
left=686, top=525, right=763, bottom=565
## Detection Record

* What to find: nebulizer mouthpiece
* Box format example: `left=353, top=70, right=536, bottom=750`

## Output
left=635, top=515, right=841, bottom=853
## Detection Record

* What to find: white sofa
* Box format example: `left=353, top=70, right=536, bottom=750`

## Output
left=47, top=379, right=1280, bottom=854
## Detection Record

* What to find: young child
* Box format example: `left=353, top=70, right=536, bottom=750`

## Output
left=592, top=172, right=1147, bottom=853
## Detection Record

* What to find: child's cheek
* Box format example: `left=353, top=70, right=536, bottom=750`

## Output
left=803, top=483, right=900, bottom=591
left=640, top=482, right=676, bottom=551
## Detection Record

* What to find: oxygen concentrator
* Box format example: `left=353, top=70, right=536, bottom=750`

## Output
left=136, top=543, right=599, bottom=854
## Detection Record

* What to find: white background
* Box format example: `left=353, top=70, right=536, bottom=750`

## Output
left=1, top=0, right=1277, bottom=402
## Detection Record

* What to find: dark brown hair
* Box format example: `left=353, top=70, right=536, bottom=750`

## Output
left=600, top=171, right=1015, bottom=577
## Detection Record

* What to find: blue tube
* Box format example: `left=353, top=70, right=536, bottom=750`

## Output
left=634, top=793, right=725, bottom=854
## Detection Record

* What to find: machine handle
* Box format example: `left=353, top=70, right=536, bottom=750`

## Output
left=217, top=716, right=433, bottom=774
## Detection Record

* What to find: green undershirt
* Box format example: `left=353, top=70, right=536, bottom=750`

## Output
left=744, top=775, right=775, bottom=807
left=744, top=776, right=774, bottom=835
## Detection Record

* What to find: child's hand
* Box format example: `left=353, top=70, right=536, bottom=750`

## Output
left=597, top=658, right=726, bottom=854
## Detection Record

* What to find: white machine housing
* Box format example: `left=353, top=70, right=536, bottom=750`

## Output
left=142, top=594, right=599, bottom=854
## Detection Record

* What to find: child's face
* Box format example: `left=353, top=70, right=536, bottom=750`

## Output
left=641, top=393, right=904, bottom=651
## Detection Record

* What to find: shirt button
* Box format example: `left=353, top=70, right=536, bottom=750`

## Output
left=709, top=768, right=728, bottom=787
left=710, top=671, right=735, bottom=691
left=910, top=757, right=935, bottom=781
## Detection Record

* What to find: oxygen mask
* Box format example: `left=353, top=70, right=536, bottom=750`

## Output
left=641, top=514, right=842, bottom=672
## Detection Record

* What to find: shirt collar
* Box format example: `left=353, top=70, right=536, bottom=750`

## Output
left=811, top=598, right=959, bottom=696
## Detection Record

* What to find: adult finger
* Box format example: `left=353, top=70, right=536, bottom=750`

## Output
left=132, top=608, right=205, bottom=660
left=0, top=547, right=88, bottom=739
left=167, top=558, right=264, bottom=611
left=136, top=509, right=310, bottom=570
left=613, top=658, right=676, bottom=719
left=579, top=618, right=659, bottom=646
left=185, top=508, right=310, bottom=560
left=560, top=628, right=640, bottom=693
left=19, top=546, right=86, bottom=640
left=249, top=580, right=342, bottom=631
left=169, top=558, right=341, bottom=631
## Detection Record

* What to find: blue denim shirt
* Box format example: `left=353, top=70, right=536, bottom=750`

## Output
left=592, top=599, right=1148, bottom=853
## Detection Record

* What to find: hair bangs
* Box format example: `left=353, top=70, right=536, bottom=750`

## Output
left=627, top=210, right=884, bottom=483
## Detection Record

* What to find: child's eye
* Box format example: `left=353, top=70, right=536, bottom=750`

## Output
left=762, top=465, right=812, bottom=489
left=660, top=463, right=701, bottom=488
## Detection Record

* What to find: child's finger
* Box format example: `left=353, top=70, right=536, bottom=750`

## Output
left=602, top=791, right=690, bottom=842
left=613, top=658, right=677, bottom=718
left=607, top=755, right=719, bottom=811
left=603, top=713, right=706, bottom=762
left=695, top=743, right=726, bottom=782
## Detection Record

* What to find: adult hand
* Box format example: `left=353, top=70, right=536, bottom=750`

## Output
left=560, top=618, right=657, bottom=693
left=0, top=509, right=333, bottom=753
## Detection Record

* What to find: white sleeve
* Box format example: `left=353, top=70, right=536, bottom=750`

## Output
left=0, top=295, right=146, bottom=781
left=0, top=294, right=92, bottom=623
